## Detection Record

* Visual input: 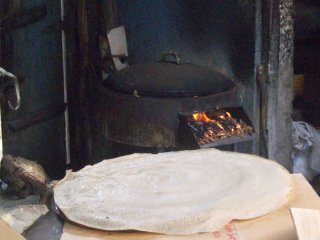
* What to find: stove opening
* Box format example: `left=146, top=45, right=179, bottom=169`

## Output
left=178, top=107, right=255, bottom=149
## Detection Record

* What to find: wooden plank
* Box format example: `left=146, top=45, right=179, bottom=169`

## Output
left=267, top=0, right=280, bottom=164
left=267, top=0, right=294, bottom=170
left=291, top=208, right=320, bottom=240
left=275, top=0, right=294, bottom=170
left=8, top=104, right=67, bottom=132
left=252, top=0, right=262, bottom=155
left=0, top=219, right=25, bottom=240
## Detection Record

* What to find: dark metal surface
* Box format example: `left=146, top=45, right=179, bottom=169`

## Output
left=23, top=191, right=64, bottom=240
left=101, top=82, right=241, bottom=148
left=106, top=62, right=234, bottom=97
left=24, top=210, right=64, bottom=240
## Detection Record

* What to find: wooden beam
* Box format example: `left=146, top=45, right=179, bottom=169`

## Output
left=267, top=0, right=294, bottom=171
left=254, top=0, right=270, bottom=158
left=253, top=0, right=262, bottom=155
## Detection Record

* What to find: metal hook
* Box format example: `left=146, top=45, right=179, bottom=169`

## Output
left=0, top=67, right=21, bottom=110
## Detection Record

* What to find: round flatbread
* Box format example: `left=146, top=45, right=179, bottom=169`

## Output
left=54, top=149, right=291, bottom=235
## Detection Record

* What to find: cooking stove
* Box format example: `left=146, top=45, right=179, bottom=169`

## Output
left=178, top=107, right=255, bottom=149
left=100, top=53, right=254, bottom=153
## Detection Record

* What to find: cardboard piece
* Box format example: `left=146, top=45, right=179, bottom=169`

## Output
left=61, top=174, right=320, bottom=240
left=0, top=219, right=25, bottom=240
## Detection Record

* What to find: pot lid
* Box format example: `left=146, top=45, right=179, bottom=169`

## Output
left=106, top=52, right=235, bottom=97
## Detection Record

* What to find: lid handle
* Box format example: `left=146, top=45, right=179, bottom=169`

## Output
left=161, top=51, right=181, bottom=64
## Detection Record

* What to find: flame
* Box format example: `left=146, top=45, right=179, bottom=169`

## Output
left=192, top=112, right=214, bottom=122
left=188, top=110, right=253, bottom=145
left=192, top=111, right=234, bottom=124
left=192, top=112, right=226, bottom=130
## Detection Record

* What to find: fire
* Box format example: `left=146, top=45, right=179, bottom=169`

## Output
left=188, top=109, right=254, bottom=145
left=192, top=111, right=234, bottom=125
left=192, top=111, right=231, bottom=131
left=192, top=112, right=214, bottom=122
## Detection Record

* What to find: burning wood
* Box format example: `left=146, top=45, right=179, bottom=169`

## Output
left=187, top=109, right=254, bottom=145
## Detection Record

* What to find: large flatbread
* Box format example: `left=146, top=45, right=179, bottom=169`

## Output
left=54, top=149, right=291, bottom=235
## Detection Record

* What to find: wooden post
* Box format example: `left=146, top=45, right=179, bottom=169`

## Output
left=65, top=0, right=119, bottom=169
left=267, top=0, right=294, bottom=171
